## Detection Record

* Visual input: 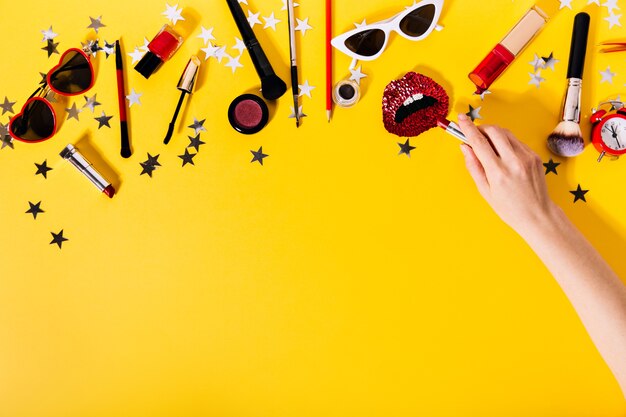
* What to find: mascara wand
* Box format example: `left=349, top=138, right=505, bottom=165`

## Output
left=287, top=0, right=300, bottom=127
left=164, top=56, right=201, bottom=145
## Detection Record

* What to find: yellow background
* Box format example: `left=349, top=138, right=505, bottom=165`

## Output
left=1, top=0, right=625, bottom=414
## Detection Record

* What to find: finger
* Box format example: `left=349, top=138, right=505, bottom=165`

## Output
left=457, top=114, right=501, bottom=172
left=460, top=144, right=490, bottom=198
left=503, top=129, right=530, bottom=153
left=478, top=125, right=516, bottom=159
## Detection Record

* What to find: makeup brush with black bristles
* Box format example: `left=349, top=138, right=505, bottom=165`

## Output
left=547, top=12, right=590, bottom=157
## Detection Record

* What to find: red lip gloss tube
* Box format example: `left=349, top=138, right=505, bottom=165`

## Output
left=135, top=25, right=184, bottom=79
left=469, top=5, right=549, bottom=94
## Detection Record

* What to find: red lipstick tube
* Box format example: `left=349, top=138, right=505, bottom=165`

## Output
left=469, top=5, right=549, bottom=94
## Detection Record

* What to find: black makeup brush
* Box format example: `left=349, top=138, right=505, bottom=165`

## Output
left=225, top=0, right=287, bottom=100
left=164, top=56, right=201, bottom=145
left=547, top=13, right=590, bottom=157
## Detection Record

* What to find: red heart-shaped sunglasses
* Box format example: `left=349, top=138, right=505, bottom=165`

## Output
left=9, top=48, right=95, bottom=143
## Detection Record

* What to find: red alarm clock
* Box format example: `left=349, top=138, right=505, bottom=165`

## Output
left=590, top=100, right=626, bottom=162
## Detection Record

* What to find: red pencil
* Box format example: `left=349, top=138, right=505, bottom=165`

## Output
left=115, top=39, right=131, bottom=158
left=326, top=0, right=332, bottom=122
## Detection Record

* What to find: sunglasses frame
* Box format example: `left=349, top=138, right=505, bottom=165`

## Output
left=331, top=0, right=443, bottom=62
left=9, top=47, right=94, bottom=143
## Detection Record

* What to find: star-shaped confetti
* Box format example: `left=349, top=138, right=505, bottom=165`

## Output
left=26, top=201, right=44, bottom=219
left=589, top=0, right=600, bottom=5
left=163, top=3, right=185, bottom=25
left=188, top=117, right=207, bottom=135
left=247, top=10, right=262, bottom=28
left=201, top=43, right=220, bottom=60
left=35, top=160, right=53, bottom=178
left=41, top=26, right=58, bottom=41
left=139, top=37, right=151, bottom=52
left=39, top=72, right=48, bottom=85
left=603, top=0, right=620, bottom=14
left=263, top=12, right=281, bottom=30
left=225, top=54, right=244, bottom=73
left=354, top=19, right=368, bottom=29
left=295, top=18, right=313, bottom=36
left=187, top=134, right=206, bottom=151
left=1, top=135, right=14, bottom=150
left=250, top=146, right=268, bottom=165
left=543, top=159, right=560, bottom=175
left=600, top=66, right=616, bottom=83
left=42, top=39, right=59, bottom=57
left=570, top=184, right=589, bottom=203
left=0, top=97, right=15, bottom=115
left=128, top=47, right=144, bottom=65
left=529, top=53, right=545, bottom=72
left=398, top=139, right=416, bottom=157
left=94, top=111, right=113, bottom=129
left=214, top=46, right=228, bottom=63
left=50, top=230, right=68, bottom=249
left=140, top=153, right=161, bottom=177
left=197, top=26, right=216, bottom=44
left=0, top=122, right=8, bottom=137
left=87, top=16, right=106, bottom=33
left=559, top=0, right=573, bottom=9
left=281, top=0, right=299, bottom=10
left=298, top=80, right=316, bottom=98
left=65, top=103, right=81, bottom=121
left=542, top=52, right=559, bottom=71
left=178, top=149, right=196, bottom=166
left=126, top=89, right=142, bottom=107
left=475, top=89, right=491, bottom=101
left=466, top=105, right=482, bottom=121
left=349, top=66, right=367, bottom=85
left=83, top=94, right=101, bottom=112
left=528, top=72, right=545, bottom=88
left=605, top=13, right=622, bottom=29
left=102, top=40, right=115, bottom=58
left=81, top=39, right=102, bottom=57
left=289, top=105, right=307, bottom=119
left=238, top=0, right=248, bottom=4
left=232, top=37, right=246, bottom=55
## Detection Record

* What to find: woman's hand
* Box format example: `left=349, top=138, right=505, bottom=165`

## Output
left=456, top=113, right=558, bottom=235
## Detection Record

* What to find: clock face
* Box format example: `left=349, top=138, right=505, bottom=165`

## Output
left=600, top=117, right=626, bottom=151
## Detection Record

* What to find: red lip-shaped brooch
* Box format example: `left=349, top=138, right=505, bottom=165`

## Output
left=382, top=72, right=449, bottom=137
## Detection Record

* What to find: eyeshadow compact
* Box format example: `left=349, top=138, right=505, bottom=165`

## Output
left=228, top=94, right=269, bottom=134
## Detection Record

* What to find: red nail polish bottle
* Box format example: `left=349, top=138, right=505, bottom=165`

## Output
left=135, top=25, right=183, bottom=79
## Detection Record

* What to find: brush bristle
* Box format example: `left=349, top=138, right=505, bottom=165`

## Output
left=547, top=121, right=584, bottom=157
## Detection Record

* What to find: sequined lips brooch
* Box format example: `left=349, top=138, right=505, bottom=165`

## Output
left=382, top=72, right=449, bottom=137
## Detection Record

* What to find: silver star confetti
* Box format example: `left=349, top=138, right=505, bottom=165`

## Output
left=528, top=72, right=545, bottom=88
left=163, top=3, right=185, bottom=25
left=41, top=26, right=58, bottom=41
left=197, top=26, right=215, bottom=44
left=289, top=105, right=307, bottom=119
left=542, top=52, right=559, bottom=71
left=225, top=55, right=244, bottom=73
left=247, top=11, right=262, bottom=28
left=529, top=53, right=545, bottom=72
left=83, top=94, right=101, bottom=112
left=559, top=0, right=573, bottom=9
left=349, top=66, right=367, bottom=85
left=126, top=89, right=143, bottom=107
left=65, top=103, right=81, bottom=121
left=128, top=47, right=144, bottom=64
left=232, top=37, right=246, bottom=54
left=94, top=111, right=113, bottom=128
left=188, top=117, right=207, bottom=135
left=0, top=97, right=16, bottom=115
left=102, top=40, right=115, bottom=58
left=295, top=18, right=313, bottom=36
left=263, top=12, right=281, bottom=31
left=600, top=66, right=616, bottom=83
left=298, top=80, right=316, bottom=98
left=466, top=105, right=482, bottom=121
left=87, top=16, right=106, bottom=33
left=474, top=89, right=491, bottom=101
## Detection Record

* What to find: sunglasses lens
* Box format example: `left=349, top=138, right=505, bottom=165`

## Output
left=400, top=4, right=436, bottom=37
left=48, top=51, right=92, bottom=94
left=10, top=100, right=55, bottom=142
left=344, top=29, right=386, bottom=57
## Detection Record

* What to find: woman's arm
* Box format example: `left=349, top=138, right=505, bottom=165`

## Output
left=456, top=114, right=626, bottom=396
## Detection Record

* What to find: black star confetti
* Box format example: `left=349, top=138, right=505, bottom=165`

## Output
left=250, top=146, right=268, bottom=165
left=39, top=72, right=48, bottom=85
left=187, top=134, right=206, bottom=152
left=26, top=201, right=44, bottom=219
left=1, top=96, right=16, bottom=115
left=94, top=111, right=113, bottom=129
left=140, top=153, right=161, bottom=177
left=543, top=159, right=560, bottom=175
left=178, top=149, right=196, bottom=166
left=81, top=39, right=101, bottom=57
left=50, top=230, right=68, bottom=249
left=35, top=160, right=53, bottom=178
left=188, top=117, right=207, bottom=135
left=570, top=184, right=589, bottom=203
left=42, top=39, right=59, bottom=57
left=466, top=105, right=482, bottom=122
left=87, top=16, right=106, bottom=33
left=397, top=139, right=416, bottom=157
left=1, top=134, right=14, bottom=150
left=0, top=122, right=8, bottom=137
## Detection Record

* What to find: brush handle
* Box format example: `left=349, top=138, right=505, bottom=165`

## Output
left=567, top=13, right=590, bottom=80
